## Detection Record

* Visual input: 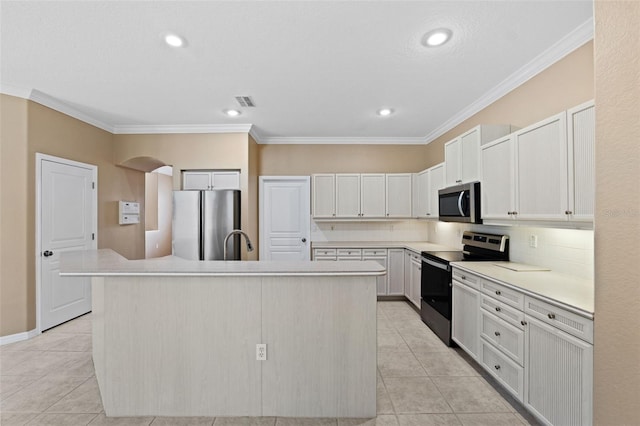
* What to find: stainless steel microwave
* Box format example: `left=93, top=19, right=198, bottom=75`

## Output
left=438, top=181, right=482, bottom=224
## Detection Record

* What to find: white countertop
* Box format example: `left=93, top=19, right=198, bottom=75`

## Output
left=60, top=249, right=386, bottom=277
left=452, top=261, right=594, bottom=317
left=312, top=241, right=458, bottom=253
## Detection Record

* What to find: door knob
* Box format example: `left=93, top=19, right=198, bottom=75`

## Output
left=43, top=250, right=53, bottom=257
left=301, top=238, right=307, bottom=243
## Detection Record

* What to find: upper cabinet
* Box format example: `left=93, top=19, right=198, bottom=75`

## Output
left=183, top=170, right=240, bottom=190
left=414, top=163, right=444, bottom=219
left=312, top=173, right=412, bottom=219
left=444, top=125, right=512, bottom=187
left=480, top=101, right=595, bottom=225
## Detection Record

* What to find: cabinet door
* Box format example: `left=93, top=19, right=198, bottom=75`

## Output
left=452, top=281, right=479, bottom=359
left=428, top=164, right=444, bottom=218
left=514, top=112, right=568, bottom=221
left=409, top=257, right=422, bottom=309
left=212, top=171, right=240, bottom=189
left=387, top=249, right=405, bottom=295
left=444, top=138, right=461, bottom=187
left=312, top=174, right=336, bottom=218
left=360, top=174, right=385, bottom=218
left=567, top=101, right=595, bottom=222
left=363, top=255, right=388, bottom=295
left=415, top=170, right=429, bottom=218
left=460, top=127, right=481, bottom=183
left=524, top=316, right=593, bottom=426
left=385, top=174, right=412, bottom=218
left=183, top=171, right=212, bottom=190
left=335, top=174, right=361, bottom=217
left=480, top=136, right=515, bottom=220
left=404, top=252, right=412, bottom=302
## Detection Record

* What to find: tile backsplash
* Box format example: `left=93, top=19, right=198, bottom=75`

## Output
left=425, top=221, right=594, bottom=280
left=311, top=220, right=429, bottom=242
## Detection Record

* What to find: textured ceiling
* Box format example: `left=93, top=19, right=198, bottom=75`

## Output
left=0, top=1, right=593, bottom=143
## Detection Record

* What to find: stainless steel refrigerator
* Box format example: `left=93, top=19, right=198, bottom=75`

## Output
left=172, top=190, right=241, bottom=260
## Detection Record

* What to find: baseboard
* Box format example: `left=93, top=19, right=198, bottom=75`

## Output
left=0, top=328, right=40, bottom=346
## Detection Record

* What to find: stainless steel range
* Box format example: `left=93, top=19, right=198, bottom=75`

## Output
left=420, top=231, right=509, bottom=346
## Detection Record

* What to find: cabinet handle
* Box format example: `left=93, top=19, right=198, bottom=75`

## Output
left=386, top=213, right=389, bottom=216
left=418, top=267, right=421, bottom=271
left=565, top=210, right=573, bottom=215
left=513, top=211, right=518, bottom=215
left=495, top=290, right=501, bottom=296
left=494, top=331, right=501, bottom=337
left=495, top=307, right=501, bottom=312
left=426, top=213, right=431, bottom=216
left=460, top=275, right=466, bottom=280
left=456, top=180, right=462, bottom=183
left=332, top=214, right=335, bottom=217
left=507, top=211, right=512, bottom=215
left=548, top=313, right=556, bottom=320
left=521, top=320, right=527, bottom=326
left=494, top=365, right=501, bottom=370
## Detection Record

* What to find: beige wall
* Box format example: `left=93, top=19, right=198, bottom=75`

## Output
left=1, top=95, right=30, bottom=336
left=248, top=135, right=260, bottom=259
left=258, top=144, right=431, bottom=175
left=114, top=133, right=259, bottom=260
left=593, top=2, right=640, bottom=424
left=145, top=172, right=173, bottom=258
left=423, top=41, right=595, bottom=168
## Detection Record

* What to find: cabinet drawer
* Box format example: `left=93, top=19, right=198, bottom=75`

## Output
left=314, top=256, right=337, bottom=261
left=480, top=340, right=524, bottom=401
left=480, top=310, right=524, bottom=366
left=452, top=268, right=481, bottom=290
left=313, top=248, right=337, bottom=257
left=525, top=296, right=593, bottom=344
left=480, top=280, right=524, bottom=310
left=480, top=294, right=524, bottom=329
left=363, top=248, right=387, bottom=256
left=337, top=248, right=362, bottom=257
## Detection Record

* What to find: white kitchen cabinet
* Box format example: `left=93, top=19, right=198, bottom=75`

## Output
left=335, top=174, right=361, bottom=218
left=360, top=174, right=385, bottom=218
left=385, top=174, right=412, bottom=218
left=312, top=248, right=337, bottom=261
left=387, top=249, right=405, bottom=295
left=312, top=174, right=336, bottom=218
left=452, top=281, right=480, bottom=360
left=445, top=125, right=511, bottom=187
left=404, top=250, right=421, bottom=309
left=183, top=170, right=240, bottom=190
left=414, top=163, right=444, bottom=219
left=567, top=101, right=595, bottom=222
left=363, top=249, right=388, bottom=296
left=480, top=135, right=515, bottom=221
left=514, top=112, right=569, bottom=221
left=524, top=315, right=593, bottom=426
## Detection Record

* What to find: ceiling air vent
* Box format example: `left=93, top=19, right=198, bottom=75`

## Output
left=235, top=96, right=255, bottom=107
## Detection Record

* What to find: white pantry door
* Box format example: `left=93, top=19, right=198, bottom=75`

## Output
left=39, top=155, right=96, bottom=331
left=259, top=177, right=310, bottom=261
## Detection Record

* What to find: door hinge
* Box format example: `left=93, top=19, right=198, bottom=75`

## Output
left=92, top=182, right=95, bottom=189
left=92, top=233, right=95, bottom=240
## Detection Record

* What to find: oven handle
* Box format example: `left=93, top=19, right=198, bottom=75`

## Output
left=457, top=191, right=465, bottom=216
left=421, top=257, right=450, bottom=272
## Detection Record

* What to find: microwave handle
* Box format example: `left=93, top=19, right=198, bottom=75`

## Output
left=457, top=191, right=465, bottom=216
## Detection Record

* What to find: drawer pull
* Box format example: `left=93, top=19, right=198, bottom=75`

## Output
left=494, top=331, right=501, bottom=337
left=495, top=290, right=501, bottom=296
left=521, top=320, right=527, bottom=326
left=548, top=313, right=556, bottom=320
left=461, top=275, right=466, bottom=280
left=495, top=307, right=501, bottom=312
left=494, top=365, right=501, bottom=370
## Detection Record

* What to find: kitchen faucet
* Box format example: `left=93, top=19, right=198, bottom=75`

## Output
left=223, top=229, right=254, bottom=260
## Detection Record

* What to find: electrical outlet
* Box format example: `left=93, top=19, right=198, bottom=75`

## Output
left=529, top=235, right=538, bottom=248
left=256, top=343, right=267, bottom=361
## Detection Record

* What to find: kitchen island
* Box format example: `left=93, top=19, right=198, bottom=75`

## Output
left=60, top=249, right=384, bottom=418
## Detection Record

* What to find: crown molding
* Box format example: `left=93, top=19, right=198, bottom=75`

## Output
left=423, top=17, right=594, bottom=144
left=29, top=89, right=115, bottom=133
left=113, top=123, right=253, bottom=135
left=259, top=136, right=427, bottom=145
left=0, top=83, right=32, bottom=99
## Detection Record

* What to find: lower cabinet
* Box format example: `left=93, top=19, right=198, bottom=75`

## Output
left=387, top=249, right=405, bottom=295
left=451, top=266, right=593, bottom=426
left=404, top=250, right=421, bottom=308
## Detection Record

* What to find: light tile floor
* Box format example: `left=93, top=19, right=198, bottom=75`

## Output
left=0, top=301, right=540, bottom=426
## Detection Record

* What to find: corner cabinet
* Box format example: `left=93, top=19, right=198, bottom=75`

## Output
left=414, top=163, right=444, bottom=219
left=451, top=266, right=593, bottom=426
left=480, top=101, right=595, bottom=225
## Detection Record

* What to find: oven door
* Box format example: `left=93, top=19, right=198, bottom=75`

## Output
left=420, top=257, right=452, bottom=319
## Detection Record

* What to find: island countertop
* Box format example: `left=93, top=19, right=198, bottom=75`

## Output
left=60, top=249, right=386, bottom=277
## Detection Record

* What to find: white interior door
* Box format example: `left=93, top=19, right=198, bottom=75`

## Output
left=259, top=177, right=310, bottom=261
left=39, top=155, right=96, bottom=331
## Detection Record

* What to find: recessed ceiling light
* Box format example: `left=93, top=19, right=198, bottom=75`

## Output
left=225, top=109, right=241, bottom=117
left=164, top=33, right=185, bottom=47
left=377, top=108, right=393, bottom=117
left=422, top=28, right=452, bottom=47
